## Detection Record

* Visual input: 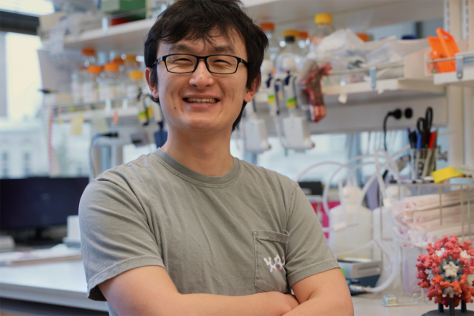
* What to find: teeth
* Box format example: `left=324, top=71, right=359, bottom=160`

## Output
left=186, top=98, right=217, bottom=103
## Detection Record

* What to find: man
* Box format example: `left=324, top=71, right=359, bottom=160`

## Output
left=79, top=0, right=353, bottom=315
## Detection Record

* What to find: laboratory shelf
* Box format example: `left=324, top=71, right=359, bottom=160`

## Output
left=61, top=0, right=443, bottom=53
left=433, top=67, right=474, bottom=87
left=322, top=78, right=444, bottom=97
left=64, top=19, right=154, bottom=54
left=56, top=106, right=138, bottom=122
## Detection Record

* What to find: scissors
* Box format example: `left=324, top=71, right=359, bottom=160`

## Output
left=417, top=107, right=433, bottom=148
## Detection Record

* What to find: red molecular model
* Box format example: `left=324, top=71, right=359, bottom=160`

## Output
left=417, top=235, right=474, bottom=315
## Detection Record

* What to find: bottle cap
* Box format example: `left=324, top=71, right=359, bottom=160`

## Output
left=87, top=65, right=102, bottom=74
left=315, top=13, right=332, bottom=25
left=129, top=70, right=144, bottom=80
left=125, top=55, right=137, bottom=62
left=104, top=62, right=119, bottom=72
left=82, top=48, right=96, bottom=56
left=113, top=57, right=124, bottom=64
left=283, top=29, right=299, bottom=39
left=260, top=22, right=275, bottom=31
left=298, top=31, right=309, bottom=39
left=356, top=33, right=369, bottom=42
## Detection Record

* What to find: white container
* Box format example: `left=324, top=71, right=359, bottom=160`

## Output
left=82, top=65, right=101, bottom=102
left=260, top=22, right=281, bottom=62
left=127, top=70, right=145, bottom=99
left=275, top=30, right=304, bottom=73
left=99, top=62, right=119, bottom=100
left=329, top=186, right=372, bottom=259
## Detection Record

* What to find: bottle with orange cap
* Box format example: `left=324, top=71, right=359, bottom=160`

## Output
left=99, top=62, right=120, bottom=100
left=260, top=22, right=280, bottom=62
left=309, top=13, right=335, bottom=59
left=71, top=48, right=97, bottom=103
left=83, top=65, right=102, bottom=102
left=275, top=29, right=304, bottom=74
left=124, top=54, right=140, bottom=76
left=298, top=31, right=310, bottom=55
left=127, top=70, right=146, bottom=99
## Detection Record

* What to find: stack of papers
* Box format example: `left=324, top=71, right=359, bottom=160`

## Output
left=0, top=246, right=81, bottom=267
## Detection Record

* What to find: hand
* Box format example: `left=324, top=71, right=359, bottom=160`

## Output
left=273, top=292, right=299, bottom=314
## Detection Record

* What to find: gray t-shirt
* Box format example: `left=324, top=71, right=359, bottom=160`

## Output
left=79, top=148, right=338, bottom=312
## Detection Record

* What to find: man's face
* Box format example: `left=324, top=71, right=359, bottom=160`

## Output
left=148, top=30, right=258, bottom=136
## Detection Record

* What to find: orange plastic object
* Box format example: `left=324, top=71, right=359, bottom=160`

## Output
left=104, top=62, right=119, bottom=72
left=427, top=28, right=460, bottom=73
left=260, top=22, right=275, bottom=31
left=88, top=65, right=102, bottom=74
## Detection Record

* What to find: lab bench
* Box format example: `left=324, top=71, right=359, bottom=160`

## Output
left=0, top=259, right=465, bottom=315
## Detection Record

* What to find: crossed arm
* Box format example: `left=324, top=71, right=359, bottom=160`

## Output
left=99, top=265, right=353, bottom=316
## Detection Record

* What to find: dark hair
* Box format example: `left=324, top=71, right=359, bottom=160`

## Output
left=144, top=0, right=268, bottom=131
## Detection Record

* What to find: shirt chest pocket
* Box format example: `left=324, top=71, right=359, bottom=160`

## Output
left=253, top=231, right=290, bottom=293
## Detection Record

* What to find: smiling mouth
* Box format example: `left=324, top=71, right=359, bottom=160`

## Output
left=184, top=98, right=219, bottom=104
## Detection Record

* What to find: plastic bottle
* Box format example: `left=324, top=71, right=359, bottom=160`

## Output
left=99, top=62, right=120, bottom=100
left=124, top=54, right=139, bottom=76
left=298, top=31, right=310, bottom=55
left=328, top=186, right=372, bottom=259
left=83, top=65, right=102, bottom=102
left=309, top=13, right=335, bottom=59
left=260, top=22, right=280, bottom=62
left=127, top=70, right=145, bottom=99
left=113, top=57, right=127, bottom=98
left=71, top=48, right=97, bottom=103
left=275, top=30, right=304, bottom=73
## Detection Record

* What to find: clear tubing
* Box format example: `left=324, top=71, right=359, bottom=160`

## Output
left=295, top=162, right=357, bottom=186
left=363, top=240, right=400, bottom=293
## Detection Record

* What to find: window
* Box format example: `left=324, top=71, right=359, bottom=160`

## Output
left=2, top=152, right=8, bottom=178
left=0, top=31, right=91, bottom=178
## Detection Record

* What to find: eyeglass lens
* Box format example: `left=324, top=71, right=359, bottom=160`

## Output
left=166, top=55, right=239, bottom=74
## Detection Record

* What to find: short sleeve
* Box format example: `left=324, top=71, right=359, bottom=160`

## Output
left=284, top=184, right=339, bottom=286
left=79, top=174, right=164, bottom=301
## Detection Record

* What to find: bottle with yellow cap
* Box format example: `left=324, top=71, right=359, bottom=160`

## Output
left=260, top=22, right=280, bottom=62
left=309, top=13, right=335, bottom=58
left=275, top=29, right=304, bottom=74
left=127, top=70, right=146, bottom=99
left=83, top=65, right=102, bottom=102
left=99, top=62, right=120, bottom=100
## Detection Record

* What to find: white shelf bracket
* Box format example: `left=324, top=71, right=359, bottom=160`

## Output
left=370, top=67, right=377, bottom=90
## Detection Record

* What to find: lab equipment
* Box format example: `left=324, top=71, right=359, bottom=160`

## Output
left=243, top=101, right=271, bottom=154
left=417, top=107, right=433, bottom=148
left=82, top=65, right=102, bottom=102
left=260, top=22, right=280, bottom=62
left=298, top=31, right=310, bottom=55
left=416, top=235, right=474, bottom=315
left=328, top=185, right=372, bottom=259
left=99, top=62, right=120, bottom=100
left=127, top=70, right=146, bottom=99
left=281, top=57, right=315, bottom=152
left=71, top=48, right=97, bottom=103
left=427, top=28, right=461, bottom=73
left=275, top=30, right=304, bottom=73
left=309, top=13, right=335, bottom=59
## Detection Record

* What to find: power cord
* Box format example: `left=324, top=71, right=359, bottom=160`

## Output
left=90, top=132, right=119, bottom=178
left=383, top=108, right=412, bottom=151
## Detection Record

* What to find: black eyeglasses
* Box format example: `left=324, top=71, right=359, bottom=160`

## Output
left=152, top=54, right=248, bottom=74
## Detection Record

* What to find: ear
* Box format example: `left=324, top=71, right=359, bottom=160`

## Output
left=244, top=74, right=261, bottom=103
left=145, top=67, right=159, bottom=99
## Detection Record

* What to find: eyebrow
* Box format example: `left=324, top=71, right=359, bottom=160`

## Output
left=168, top=43, right=237, bottom=55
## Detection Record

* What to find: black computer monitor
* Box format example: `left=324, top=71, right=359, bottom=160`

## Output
left=0, top=177, right=89, bottom=229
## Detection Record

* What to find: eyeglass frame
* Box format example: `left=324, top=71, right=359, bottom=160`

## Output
left=152, top=53, right=249, bottom=75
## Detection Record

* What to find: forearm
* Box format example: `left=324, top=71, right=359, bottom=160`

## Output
left=282, top=292, right=353, bottom=316
left=178, top=292, right=296, bottom=316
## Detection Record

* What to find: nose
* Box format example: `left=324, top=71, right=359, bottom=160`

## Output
left=189, top=59, right=214, bottom=89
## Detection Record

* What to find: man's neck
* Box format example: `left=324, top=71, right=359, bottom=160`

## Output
left=161, top=131, right=234, bottom=177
